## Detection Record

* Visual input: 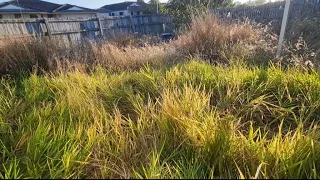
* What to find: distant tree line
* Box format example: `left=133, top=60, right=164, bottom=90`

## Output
left=142, top=0, right=284, bottom=29
left=143, top=0, right=234, bottom=28
left=234, top=0, right=282, bottom=7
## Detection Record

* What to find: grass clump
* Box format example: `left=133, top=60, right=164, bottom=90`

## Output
left=175, top=14, right=259, bottom=64
left=1, top=60, right=320, bottom=179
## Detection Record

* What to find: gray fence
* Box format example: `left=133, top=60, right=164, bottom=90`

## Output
left=213, top=0, right=320, bottom=21
left=0, top=14, right=173, bottom=42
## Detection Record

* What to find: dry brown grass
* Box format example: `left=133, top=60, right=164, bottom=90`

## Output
left=0, top=37, right=95, bottom=74
left=0, top=36, right=181, bottom=75
left=92, top=42, right=179, bottom=71
left=174, top=14, right=261, bottom=64
left=0, top=14, right=276, bottom=75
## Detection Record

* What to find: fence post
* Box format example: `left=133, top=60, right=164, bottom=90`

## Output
left=129, top=15, right=136, bottom=33
left=43, top=18, right=52, bottom=39
left=276, top=0, right=291, bottom=59
left=97, top=17, right=104, bottom=36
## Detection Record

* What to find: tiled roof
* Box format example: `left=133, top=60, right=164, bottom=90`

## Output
left=55, top=4, right=98, bottom=13
left=101, top=1, right=148, bottom=11
left=97, top=8, right=111, bottom=13
left=7, top=0, right=61, bottom=12
left=0, top=0, right=97, bottom=13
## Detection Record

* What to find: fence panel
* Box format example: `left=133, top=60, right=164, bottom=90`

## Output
left=213, top=0, right=320, bottom=22
left=0, top=14, right=172, bottom=42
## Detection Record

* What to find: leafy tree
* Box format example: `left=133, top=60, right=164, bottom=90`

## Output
left=144, top=0, right=167, bottom=14
left=166, top=0, right=234, bottom=29
left=246, top=0, right=267, bottom=6
left=235, top=0, right=281, bottom=7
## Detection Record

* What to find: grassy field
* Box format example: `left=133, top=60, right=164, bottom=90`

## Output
left=1, top=60, right=320, bottom=178
left=1, top=13, right=319, bottom=179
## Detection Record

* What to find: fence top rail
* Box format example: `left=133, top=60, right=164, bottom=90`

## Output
left=0, top=14, right=171, bottom=23
left=48, top=19, right=98, bottom=23
left=100, top=14, right=170, bottom=19
left=0, top=19, right=43, bottom=23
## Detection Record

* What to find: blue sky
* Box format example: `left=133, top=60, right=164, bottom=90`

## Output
left=0, top=0, right=249, bottom=9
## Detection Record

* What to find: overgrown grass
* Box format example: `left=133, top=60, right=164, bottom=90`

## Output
left=0, top=14, right=263, bottom=76
left=1, top=60, right=320, bottom=179
left=0, top=13, right=319, bottom=179
left=0, top=37, right=180, bottom=75
left=175, top=14, right=259, bottom=64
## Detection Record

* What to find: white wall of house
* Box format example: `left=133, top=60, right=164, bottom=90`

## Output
left=110, top=10, right=130, bottom=17
left=97, top=13, right=110, bottom=18
left=0, top=14, right=15, bottom=19
left=132, top=11, right=143, bottom=16
left=108, top=10, right=143, bottom=17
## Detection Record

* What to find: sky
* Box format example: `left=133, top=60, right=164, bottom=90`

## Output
left=0, top=0, right=250, bottom=9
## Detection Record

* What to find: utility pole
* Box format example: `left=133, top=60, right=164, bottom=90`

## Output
left=157, top=1, right=159, bottom=14
left=276, top=0, right=291, bottom=59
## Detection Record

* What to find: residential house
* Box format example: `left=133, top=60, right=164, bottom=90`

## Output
left=98, top=0, right=148, bottom=17
left=97, top=7, right=111, bottom=18
left=0, top=0, right=98, bottom=19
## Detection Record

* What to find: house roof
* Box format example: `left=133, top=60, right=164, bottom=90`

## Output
left=0, top=0, right=97, bottom=13
left=101, top=1, right=148, bottom=12
left=53, top=4, right=98, bottom=13
left=0, top=3, right=40, bottom=13
left=97, top=8, right=111, bottom=13
left=5, top=0, right=61, bottom=12
left=0, top=2, right=45, bottom=13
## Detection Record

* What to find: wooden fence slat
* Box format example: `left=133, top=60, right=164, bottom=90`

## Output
left=44, top=19, right=52, bottom=38
left=0, top=14, right=172, bottom=43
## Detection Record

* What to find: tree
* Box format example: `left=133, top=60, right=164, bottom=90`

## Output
left=236, top=0, right=281, bottom=7
left=166, top=0, right=234, bottom=29
left=246, top=0, right=267, bottom=6
left=144, top=0, right=167, bottom=14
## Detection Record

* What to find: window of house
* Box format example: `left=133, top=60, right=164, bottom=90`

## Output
left=14, top=14, right=22, bottom=19
left=0, top=15, right=2, bottom=19
left=131, top=12, right=134, bottom=16
left=111, top=13, right=115, bottom=16
left=47, top=14, right=54, bottom=18
left=137, top=11, right=140, bottom=15
left=109, top=13, right=112, bottom=16
left=119, top=12, right=124, bottom=16
left=30, top=14, right=38, bottom=18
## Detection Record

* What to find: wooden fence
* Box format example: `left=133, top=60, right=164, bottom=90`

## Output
left=213, top=0, right=320, bottom=22
left=0, top=14, right=173, bottom=43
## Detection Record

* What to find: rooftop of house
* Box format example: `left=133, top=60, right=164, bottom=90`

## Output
left=53, top=4, right=98, bottom=13
left=97, top=8, right=111, bottom=13
left=0, top=0, right=97, bottom=13
left=101, top=1, right=148, bottom=12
